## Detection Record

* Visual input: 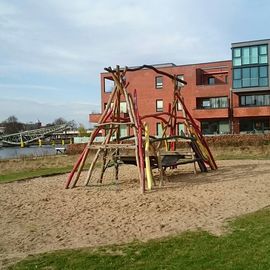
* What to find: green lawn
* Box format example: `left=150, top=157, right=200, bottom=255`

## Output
left=0, top=166, right=73, bottom=184
left=9, top=207, right=270, bottom=270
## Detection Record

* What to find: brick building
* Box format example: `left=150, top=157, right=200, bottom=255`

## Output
left=89, top=39, right=270, bottom=135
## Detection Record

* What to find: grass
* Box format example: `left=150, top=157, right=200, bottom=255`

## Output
left=0, top=154, right=96, bottom=184
left=212, top=145, right=270, bottom=160
left=0, top=155, right=78, bottom=184
left=8, top=207, right=270, bottom=270
left=0, top=166, right=73, bottom=183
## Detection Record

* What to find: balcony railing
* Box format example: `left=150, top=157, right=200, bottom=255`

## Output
left=193, top=107, right=229, bottom=119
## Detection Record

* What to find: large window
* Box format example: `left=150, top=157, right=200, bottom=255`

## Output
left=240, top=94, right=270, bottom=107
left=232, top=44, right=268, bottom=89
left=240, top=118, right=270, bottom=133
left=155, top=76, right=163, bottom=89
left=197, top=97, right=228, bottom=109
left=201, top=120, right=230, bottom=135
left=233, top=66, right=268, bottom=88
left=233, top=45, right=268, bottom=66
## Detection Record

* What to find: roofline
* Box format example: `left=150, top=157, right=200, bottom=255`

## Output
left=231, top=38, right=270, bottom=46
left=101, top=59, right=231, bottom=74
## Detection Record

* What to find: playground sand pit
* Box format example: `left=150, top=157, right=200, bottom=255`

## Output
left=1, top=159, right=270, bottom=267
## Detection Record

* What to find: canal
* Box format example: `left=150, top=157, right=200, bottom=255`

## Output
left=0, top=145, right=64, bottom=160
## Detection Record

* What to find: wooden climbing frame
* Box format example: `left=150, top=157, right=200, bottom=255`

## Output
left=65, top=64, right=217, bottom=193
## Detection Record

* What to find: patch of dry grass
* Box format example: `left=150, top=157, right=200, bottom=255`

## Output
left=0, top=155, right=80, bottom=175
left=212, top=145, right=270, bottom=160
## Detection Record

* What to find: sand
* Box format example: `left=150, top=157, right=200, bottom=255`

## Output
left=1, top=159, right=270, bottom=267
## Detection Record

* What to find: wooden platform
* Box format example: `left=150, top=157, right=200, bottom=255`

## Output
left=116, top=150, right=200, bottom=169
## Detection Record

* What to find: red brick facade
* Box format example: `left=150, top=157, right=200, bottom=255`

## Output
left=89, top=40, right=270, bottom=135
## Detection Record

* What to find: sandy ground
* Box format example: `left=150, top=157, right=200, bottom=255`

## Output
left=1, top=160, right=270, bottom=268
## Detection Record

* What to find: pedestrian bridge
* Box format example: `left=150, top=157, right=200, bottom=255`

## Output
left=0, top=123, right=71, bottom=146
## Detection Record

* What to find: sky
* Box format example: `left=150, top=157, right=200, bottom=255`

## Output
left=1, top=0, right=270, bottom=127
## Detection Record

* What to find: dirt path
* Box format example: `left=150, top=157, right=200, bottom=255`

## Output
left=1, top=160, right=270, bottom=268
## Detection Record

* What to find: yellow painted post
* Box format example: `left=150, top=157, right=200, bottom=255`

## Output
left=52, top=140, right=55, bottom=146
left=144, top=123, right=154, bottom=190
left=62, top=139, right=65, bottom=145
left=20, top=134, right=24, bottom=148
left=38, top=139, right=42, bottom=147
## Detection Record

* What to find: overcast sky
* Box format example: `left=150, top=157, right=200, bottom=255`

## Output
left=1, top=0, right=270, bottom=127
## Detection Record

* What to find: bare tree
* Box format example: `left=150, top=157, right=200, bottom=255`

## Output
left=2, top=115, right=23, bottom=134
left=53, top=117, right=67, bottom=125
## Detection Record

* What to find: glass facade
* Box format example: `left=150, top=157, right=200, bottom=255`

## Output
left=232, top=44, right=268, bottom=88
left=233, top=66, right=268, bottom=88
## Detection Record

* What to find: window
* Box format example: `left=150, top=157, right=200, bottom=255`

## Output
left=177, top=74, right=185, bottom=88
left=233, top=45, right=268, bottom=67
left=250, top=46, right=258, bottom=64
left=155, top=76, right=163, bottom=89
left=242, top=47, right=250, bottom=65
left=120, top=125, right=127, bottom=137
left=156, top=99, right=163, bottom=112
left=233, top=66, right=269, bottom=88
left=259, top=45, right=268, bottom=64
left=120, top=102, right=127, bottom=113
left=202, top=100, right=210, bottom=108
left=240, top=119, right=270, bottom=133
left=233, top=68, right=241, bottom=88
left=156, top=123, right=163, bottom=137
left=232, top=44, right=268, bottom=89
left=233, top=48, right=241, bottom=66
left=240, top=94, right=270, bottom=107
left=259, top=66, right=268, bottom=86
left=201, top=120, right=230, bottom=135
left=178, top=123, right=185, bottom=135
left=198, top=97, right=228, bottom=109
left=208, top=77, right=215, bottom=85
left=104, top=78, right=115, bottom=92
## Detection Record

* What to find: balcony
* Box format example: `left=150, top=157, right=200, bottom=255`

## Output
left=193, top=108, right=229, bottom=119
left=233, top=106, right=270, bottom=118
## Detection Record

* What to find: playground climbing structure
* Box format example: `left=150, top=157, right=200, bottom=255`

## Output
left=66, top=65, right=217, bottom=193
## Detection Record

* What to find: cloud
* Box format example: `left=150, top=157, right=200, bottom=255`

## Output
left=1, top=0, right=270, bottom=125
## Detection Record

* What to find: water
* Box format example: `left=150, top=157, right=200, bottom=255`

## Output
left=0, top=145, right=64, bottom=160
